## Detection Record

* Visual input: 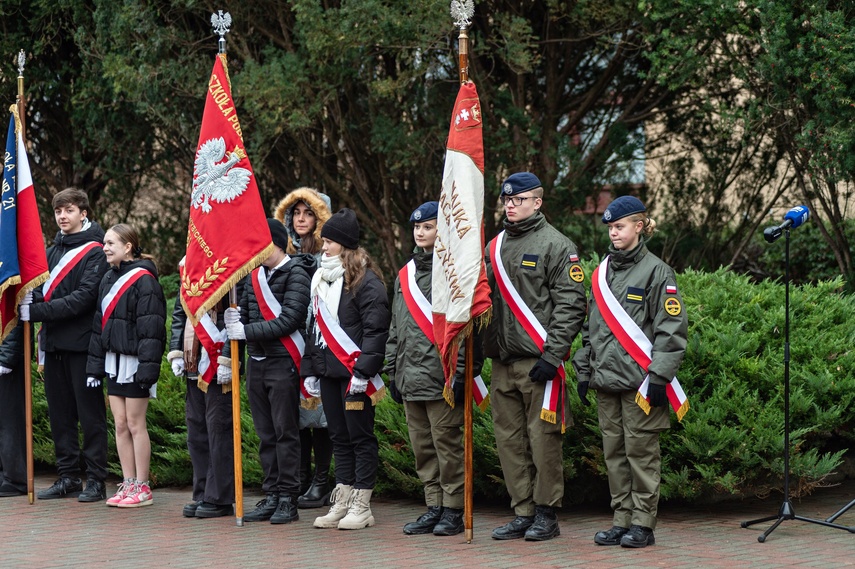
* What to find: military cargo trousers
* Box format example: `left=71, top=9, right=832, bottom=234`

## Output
left=404, top=397, right=464, bottom=509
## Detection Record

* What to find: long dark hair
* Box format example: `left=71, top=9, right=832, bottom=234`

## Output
left=340, top=247, right=383, bottom=292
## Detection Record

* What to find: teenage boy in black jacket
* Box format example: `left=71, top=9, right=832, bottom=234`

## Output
left=20, top=188, right=110, bottom=502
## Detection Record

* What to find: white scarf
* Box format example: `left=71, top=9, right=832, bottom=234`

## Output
left=311, top=254, right=345, bottom=348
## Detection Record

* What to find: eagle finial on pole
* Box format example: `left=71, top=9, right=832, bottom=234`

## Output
left=450, top=1, right=475, bottom=84
left=211, top=10, right=232, bottom=54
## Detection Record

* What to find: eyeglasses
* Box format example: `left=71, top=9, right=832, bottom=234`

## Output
left=500, top=196, right=536, bottom=207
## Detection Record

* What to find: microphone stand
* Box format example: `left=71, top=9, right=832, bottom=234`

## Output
left=741, top=228, right=855, bottom=541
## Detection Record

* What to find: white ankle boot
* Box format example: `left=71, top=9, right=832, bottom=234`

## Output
left=337, top=488, right=374, bottom=530
left=313, top=484, right=353, bottom=528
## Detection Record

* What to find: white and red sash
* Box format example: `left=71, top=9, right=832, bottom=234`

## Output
left=101, top=267, right=154, bottom=329
left=43, top=241, right=103, bottom=301
left=37, top=241, right=103, bottom=367
left=194, top=312, right=226, bottom=389
left=489, top=231, right=565, bottom=428
left=314, top=295, right=385, bottom=406
left=591, top=257, right=689, bottom=421
left=250, top=265, right=314, bottom=403
left=400, top=260, right=489, bottom=410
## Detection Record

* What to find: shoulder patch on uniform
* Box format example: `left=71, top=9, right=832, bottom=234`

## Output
left=664, top=297, right=682, bottom=316
left=521, top=254, right=538, bottom=270
left=666, top=284, right=678, bottom=294
left=569, top=264, right=585, bottom=283
left=626, top=286, right=644, bottom=304
left=568, top=253, right=579, bottom=263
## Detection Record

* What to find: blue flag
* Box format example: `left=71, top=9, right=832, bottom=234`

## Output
left=0, top=115, right=21, bottom=296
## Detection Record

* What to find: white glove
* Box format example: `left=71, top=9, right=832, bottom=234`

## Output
left=0, top=365, right=12, bottom=375
left=21, top=290, right=33, bottom=305
left=18, top=304, right=29, bottom=322
left=86, top=377, right=101, bottom=388
left=224, top=307, right=241, bottom=326
left=226, top=320, right=245, bottom=340
left=171, top=357, right=185, bottom=377
left=349, top=376, right=368, bottom=394
left=217, top=364, right=232, bottom=385
left=304, top=376, right=320, bottom=397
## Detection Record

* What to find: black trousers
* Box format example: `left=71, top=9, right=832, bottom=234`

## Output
left=246, top=356, right=301, bottom=497
left=0, top=365, right=26, bottom=491
left=43, top=351, right=108, bottom=481
left=185, top=377, right=235, bottom=506
left=320, top=377, right=378, bottom=490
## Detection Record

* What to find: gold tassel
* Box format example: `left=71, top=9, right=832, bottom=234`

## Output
left=443, top=383, right=455, bottom=408
left=221, top=382, right=232, bottom=394
left=345, top=400, right=364, bottom=411
left=676, top=400, right=690, bottom=422
left=197, top=378, right=209, bottom=393
left=301, top=396, right=320, bottom=410
left=635, top=391, right=651, bottom=415
left=476, top=394, right=490, bottom=412
left=369, top=386, right=386, bottom=407
left=540, top=409, right=557, bottom=424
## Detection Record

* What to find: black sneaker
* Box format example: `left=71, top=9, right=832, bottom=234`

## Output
left=244, top=493, right=279, bottom=522
left=594, top=525, right=629, bottom=546
left=403, top=506, right=442, bottom=535
left=491, top=515, right=535, bottom=540
left=78, top=479, right=106, bottom=502
left=183, top=500, right=203, bottom=518
left=433, top=508, right=464, bottom=536
left=620, top=525, right=655, bottom=548
left=37, top=477, right=82, bottom=500
left=196, top=502, right=234, bottom=518
left=270, top=496, right=298, bottom=524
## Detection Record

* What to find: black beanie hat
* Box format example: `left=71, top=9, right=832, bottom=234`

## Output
left=267, top=218, right=290, bottom=251
left=321, top=208, right=360, bottom=250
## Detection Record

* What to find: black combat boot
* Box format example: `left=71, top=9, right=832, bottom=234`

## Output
left=491, top=515, right=535, bottom=540
left=403, top=506, right=442, bottom=535
left=620, top=525, right=655, bottom=548
left=433, top=508, right=464, bottom=536
left=298, top=469, right=331, bottom=509
left=270, top=496, right=299, bottom=524
left=524, top=506, right=560, bottom=541
left=244, top=493, right=280, bottom=522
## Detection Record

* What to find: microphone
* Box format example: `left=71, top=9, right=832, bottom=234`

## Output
left=763, top=205, right=809, bottom=243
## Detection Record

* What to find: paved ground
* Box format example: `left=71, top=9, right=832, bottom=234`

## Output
left=1, top=475, right=854, bottom=568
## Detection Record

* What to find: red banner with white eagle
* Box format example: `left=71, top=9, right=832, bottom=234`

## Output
left=432, top=81, right=492, bottom=391
left=180, top=53, right=272, bottom=325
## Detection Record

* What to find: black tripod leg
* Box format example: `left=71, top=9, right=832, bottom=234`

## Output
left=758, top=517, right=786, bottom=543
left=741, top=514, right=781, bottom=528
left=825, top=498, right=855, bottom=524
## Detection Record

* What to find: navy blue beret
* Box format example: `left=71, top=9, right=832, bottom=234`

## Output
left=409, top=201, right=439, bottom=223
left=501, top=172, right=542, bottom=196
left=602, top=195, right=646, bottom=223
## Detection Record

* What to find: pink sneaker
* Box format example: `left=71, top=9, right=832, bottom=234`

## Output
left=117, top=482, right=153, bottom=508
left=106, top=480, right=133, bottom=507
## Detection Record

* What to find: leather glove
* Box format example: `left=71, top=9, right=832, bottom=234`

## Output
left=577, top=381, right=590, bottom=406
left=0, top=365, right=12, bottom=375
left=171, top=357, right=185, bottom=377
left=225, top=320, right=245, bottom=341
left=648, top=382, right=668, bottom=408
left=86, top=376, right=101, bottom=388
left=217, top=364, right=232, bottom=385
left=529, top=358, right=558, bottom=383
left=349, top=376, right=369, bottom=394
left=304, top=376, right=321, bottom=398
left=388, top=379, right=403, bottom=404
left=21, top=290, right=33, bottom=305
left=453, top=379, right=465, bottom=405
left=18, top=303, right=29, bottom=322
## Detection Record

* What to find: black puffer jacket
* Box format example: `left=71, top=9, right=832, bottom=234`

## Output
left=303, top=269, right=390, bottom=381
left=223, top=254, right=313, bottom=361
left=0, top=322, right=25, bottom=370
left=87, top=259, right=167, bottom=385
left=30, top=222, right=109, bottom=353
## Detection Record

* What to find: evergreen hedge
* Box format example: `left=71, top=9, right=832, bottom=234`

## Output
left=31, top=265, right=855, bottom=504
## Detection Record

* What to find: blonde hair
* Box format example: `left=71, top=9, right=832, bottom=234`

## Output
left=628, top=213, right=657, bottom=237
left=109, top=223, right=157, bottom=270
left=340, top=247, right=383, bottom=292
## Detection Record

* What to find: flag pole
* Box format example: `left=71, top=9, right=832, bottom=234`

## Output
left=211, top=10, right=244, bottom=527
left=450, top=0, right=475, bottom=543
left=16, top=49, right=35, bottom=506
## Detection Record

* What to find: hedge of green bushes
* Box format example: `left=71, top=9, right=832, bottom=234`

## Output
left=31, top=264, right=855, bottom=504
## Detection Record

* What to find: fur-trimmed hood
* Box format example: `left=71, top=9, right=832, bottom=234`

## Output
left=273, top=187, right=332, bottom=255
